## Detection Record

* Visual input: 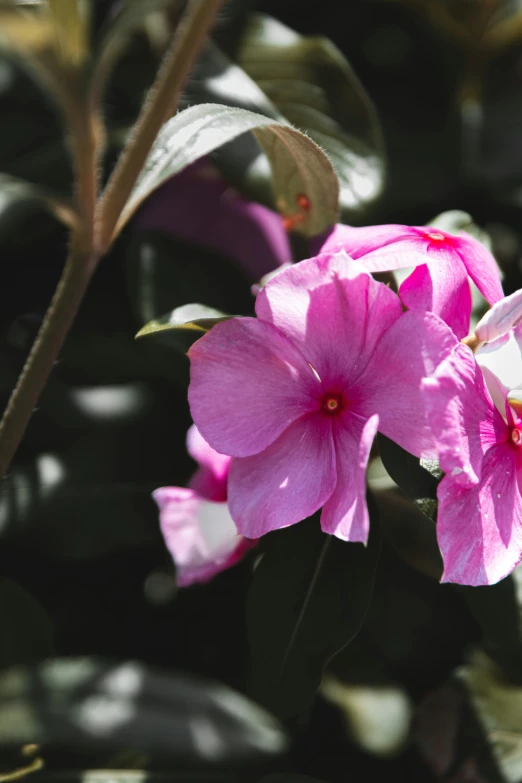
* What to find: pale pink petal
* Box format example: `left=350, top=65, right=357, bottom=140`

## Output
left=475, top=289, right=522, bottom=344
left=477, top=333, right=522, bottom=416
left=353, top=311, right=459, bottom=459
left=255, top=252, right=402, bottom=387
left=188, top=317, right=322, bottom=458
left=320, top=412, right=378, bottom=543
left=228, top=413, right=337, bottom=538
left=153, top=487, right=254, bottom=586
left=422, top=343, right=505, bottom=486
left=310, top=224, right=431, bottom=270
left=186, top=425, right=231, bottom=502
left=400, top=250, right=472, bottom=339
left=437, top=443, right=522, bottom=586
left=454, top=232, right=503, bottom=305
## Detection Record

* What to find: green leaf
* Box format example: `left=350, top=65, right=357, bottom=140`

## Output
left=0, top=657, right=288, bottom=763
left=91, top=0, right=178, bottom=102
left=377, top=433, right=441, bottom=521
left=0, top=578, right=53, bottom=669
left=247, top=504, right=381, bottom=718
left=136, top=304, right=233, bottom=352
left=0, top=173, right=75, bottom=235
left=115, top=103, right=339, bottom=239
left=235, top=13, right=385, bottom=217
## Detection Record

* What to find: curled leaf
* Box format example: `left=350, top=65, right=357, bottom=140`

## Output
left=112, top=103, right=339, bottom=241
left=235, top=13, right=385, bottom=216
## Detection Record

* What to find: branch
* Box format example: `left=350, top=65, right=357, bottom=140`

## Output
left=95, top=0, right=223, bottom=253
left=0, top=248, right=95, bottom=480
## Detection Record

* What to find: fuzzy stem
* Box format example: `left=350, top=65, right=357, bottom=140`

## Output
left=96, top=0, right=223, bottom=252
left=0, top=249, right=96, bottom=480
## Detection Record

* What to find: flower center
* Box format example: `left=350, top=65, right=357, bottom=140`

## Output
left=427, top=231, right=445, bottom=242
left=323, top=394, right=343, bottom=414
left=512, top=427, right=522, bottom=447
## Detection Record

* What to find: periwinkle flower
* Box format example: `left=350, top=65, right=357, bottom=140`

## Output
left=311, top=223, right=503, bottom=339
left=188, top=252, right=458, bottom=541
left=153, top=426, right=255, bottom=587
left=423, top=335, right=522, bottom=586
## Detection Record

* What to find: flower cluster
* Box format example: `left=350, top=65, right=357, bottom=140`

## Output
left=157, top=218, right=522, bottom=588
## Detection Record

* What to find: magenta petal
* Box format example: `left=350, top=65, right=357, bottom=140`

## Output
left=153, top=487, right=252, bottom=587
left=320, top=412, right=378, bottom=543
left=454, top=232, right=503, bottom=305
left=476, top=289, right=522, bottom=344
left=354, top=311, right=459, bottom=458
left=256, top=252, right=402, bottom=387
left=188, top=317, right=322, bottom=458
left=228, top=413, right=337, bottom=538
left=400, top=250, right=472, bottom=339
left=186, top=425, right=231, bottom=501
left=422, top=343, right=506, bottom=485
left=437, top=444, right=522, bottom=586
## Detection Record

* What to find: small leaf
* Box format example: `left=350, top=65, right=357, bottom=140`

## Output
left=0, top=173, right=76, bottom=234
left=247, top=504, right=381, bottom=718
left=377, top=433, right=441, bottom=521
left=136, top=304, right=233, bottom=340
left=48, top=0, right=90, bottom=68
left=235, top=13, right=385, bottom=216
left=112, top=103, right=339, bottom=240
left=0, top=657, right=288, bottom=764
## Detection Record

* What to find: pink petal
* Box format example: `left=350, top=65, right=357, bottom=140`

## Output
left=310, top=223, right=445, bottom=272
left=320, top=412, right=379, bottom=543
left=476, top=333, right=522, bottom=417
left=437, top=443, right=522, bottom=586
left=475, top=289, right=522, bottom=344
left=422, top=343, right=505, bottom=486
left=454, top=232, right=503, bottom=305
left=353, top=310, right=459, bottom=459
left=186, top=425, right=231, bottom=502
left=255, top=252, right=402, bottom=388
left=228, top=413, right=337, bottom=538
left=153, top=487, right=254, bottom=586
left=400, top=250, right=472, bottom=339
left=188, top=317, right=322, bottom=458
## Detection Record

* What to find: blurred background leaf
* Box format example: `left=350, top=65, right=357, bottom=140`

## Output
left=234, top=13, right=385, bottom=218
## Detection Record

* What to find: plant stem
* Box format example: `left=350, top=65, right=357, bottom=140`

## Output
left=0, top=249, right=96, bottom=480
left=96, top=0, right=223, bottom=252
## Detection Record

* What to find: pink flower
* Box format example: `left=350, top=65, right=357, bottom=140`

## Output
left=136, top=159, right=291, bottom=283
left=188, top=252, right=458, bottom=541
left=310, top=224, right=503, bottom=339
left=422, top=341, right=522, bottom=586
left=153, top=426, right=255, bottom=587
left=475, top=288, right=522, bottom=344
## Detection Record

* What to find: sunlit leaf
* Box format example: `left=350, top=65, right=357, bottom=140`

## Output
left=247, top=506, right=381, bottom=718
left=235, top=13, right=385, bottom=216
left=0, top=657, right=288, bottom=764
left=47, top=0, right=90, bottom=68
left=111, top=103, right=339, bottom=241
left=136, top=304, right=233, bottom=340
left=0, top=173, right=76, bottom=233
